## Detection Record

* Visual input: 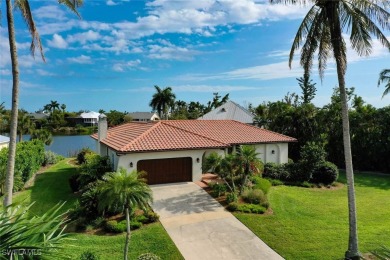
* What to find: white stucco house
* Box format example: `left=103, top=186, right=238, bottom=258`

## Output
left=91, top=115, right=296, bottom=185
left=0, top=135, right=10, bottom=150
left=80, top=111, right=101, bottom=126
left=127, top=112, right=160, bottom=122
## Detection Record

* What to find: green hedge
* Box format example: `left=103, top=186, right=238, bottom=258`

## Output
left=0, top=140, right=45, bottom=195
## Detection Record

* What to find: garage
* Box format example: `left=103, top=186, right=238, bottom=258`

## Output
left=137, top=157, right=192, bottom=185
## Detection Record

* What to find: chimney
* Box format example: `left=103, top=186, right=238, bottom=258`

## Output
left=97, top=114, right=107, bottom=155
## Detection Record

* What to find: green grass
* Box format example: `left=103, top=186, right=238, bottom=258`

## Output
left=6, top=160, right=183, bottom=260
left=235, top=171, right=390, bottom=259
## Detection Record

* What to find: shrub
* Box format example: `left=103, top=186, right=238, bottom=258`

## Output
left=252, top=177, right=272, bottom=194
left=211, top=183, right=227, bottom=197
left=267, top=178, right=284, bottom=186
left=137, top=253, right=161, bottom=260
left=92, top=217, right=105, bottom=228
left=226, top=192, right=238, bottom=203
left=130, top=220, right=142, bottom=230
left=69, top=174, right=80, bottom=192
left=311, top=161, right=339, bottom=185
left=105, top=220, right=124, bottom=233
left=263, top=163, right=279, bottom=179
left=80, top=251, right=99, bottom=260
left=237, top=204, right=266, bottom=214
left=287, top=162, right=311, bottom=183
left=43, top=151, right=64, bottom=166
left=144, top=211, right=159, bottom=224
left=241, top=189, right=267, bottom=205
left=77, top=148, right=94, bottom=165
left=77, top=154, right=112, bottom=189
left=135, top=215, right=148, bottom=224
left=226, top=202, right=238, bottom=212
left=299, top=142, right=327, bottom=179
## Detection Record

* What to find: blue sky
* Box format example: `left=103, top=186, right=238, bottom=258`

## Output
left=0, top=0, right=389, bottom=113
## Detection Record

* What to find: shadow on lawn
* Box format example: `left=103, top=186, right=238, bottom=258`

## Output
left=339, top=170, right=390, bottom=190
left=28, top=161, right=78, bottom=217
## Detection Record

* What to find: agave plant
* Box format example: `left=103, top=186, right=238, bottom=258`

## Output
left=0, top=202, right=72, bottom=259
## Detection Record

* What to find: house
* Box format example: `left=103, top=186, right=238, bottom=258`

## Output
left=79, top=111, right=101, bottom=126
left=28, top=112, right=49, bottom=121
left=91, top=116, right=296, bottom=185
left=126, top=112, right=160, bottom=122
left=0, top=135, right=10, bottom=150
left=198, top=100, right=255, bottom=124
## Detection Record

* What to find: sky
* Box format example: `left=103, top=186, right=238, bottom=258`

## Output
left=0, top=0, right=389, bottom=113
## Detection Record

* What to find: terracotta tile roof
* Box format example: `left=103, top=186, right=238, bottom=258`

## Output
left=91, top=120, right=296, bottom=153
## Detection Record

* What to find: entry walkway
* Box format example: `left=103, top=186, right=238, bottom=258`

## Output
left=150, top=182, right=284, bottom=260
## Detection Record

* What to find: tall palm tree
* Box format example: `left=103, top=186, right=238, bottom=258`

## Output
left=149, top=85, right=176, bottom=119
left=270, top=0, right=390, bottom=258
left=97, top=168, right=153, bottom=260
left=3, top=0, right=82, bottom=207
left=60, top=103, right=67, bottom=113
left=17, top=113, right=34, bottom=142
left=378, top=69, right=390, bottom=98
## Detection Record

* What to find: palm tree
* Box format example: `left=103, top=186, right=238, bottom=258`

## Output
left=97, top=168, right=153, bottom=260
left=60, top=103, right=67, bottom=113
left=236, top=145, right=262, bottom=194
left=149, top=85, right=176, bottom=119
left=270, top=0, right=390, bottom=258
left=378, top=69, right=390, bottom=98
left=3, top=0, right=82, bottom=207
left=17, top=113, right=34, bottom=142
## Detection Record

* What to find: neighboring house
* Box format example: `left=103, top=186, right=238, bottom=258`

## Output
left=127, top=112, right=160, bottom=122
left=198, top=100, right=255, bottom=124
left=92, top=116, right=296, bottom=185
left=79, top=111, right=101, bottom=126
left=0, top=135, right=10, bottom=150
left=28, top=112, right=49, bottom=121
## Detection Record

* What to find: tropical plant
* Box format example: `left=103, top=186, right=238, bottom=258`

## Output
left=97, top=168, right=153, bottom=260
left=0, top=202, right=71, bottom=259
left=378, top=69, right=390, bottom=98
left=297, top=72, right=317, bottom=104
left=30, top=129, right=53, bottom=145
left=17, top=113, right=34, bottom=142
left=149, top=85, right=176, bottom=119
left=270, top=0, right=390, bottom=258
left=235, top=145, right=263, bottom=194
left=3, top=0, right=82, bottom=207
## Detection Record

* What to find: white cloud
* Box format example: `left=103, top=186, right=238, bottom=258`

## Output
left=106, top=0, right=118, bottom=6
left=67, top=30, right=101, bottom=44
left=67, top=55, right=93, bottom=64
left=33, top=5, right=67, bottom=21
left=112, top=59, right=142, bottom=72
left=36, top=69, right=55, bottom=76
left=0, top=69, right=11, bottom=75
left=172, top=84, right=257, bottom=92
left=47, top=34, right=68, bottom=49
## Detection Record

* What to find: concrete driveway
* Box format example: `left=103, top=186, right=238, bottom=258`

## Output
left=150, top=182, right=284, bottom=260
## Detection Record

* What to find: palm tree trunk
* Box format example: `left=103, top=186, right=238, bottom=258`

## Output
left=3, top=0, right=20, bottom=207
left=124, top=206, right=131, bottom=260
left=329, top=9, right=360, bottom=259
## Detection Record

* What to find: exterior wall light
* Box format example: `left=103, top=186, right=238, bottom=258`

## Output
left=130, top=162, right=133, bottom=168
left=196, top=158, right=200, bottom=163
left=271, top=150, right=275, bottom=154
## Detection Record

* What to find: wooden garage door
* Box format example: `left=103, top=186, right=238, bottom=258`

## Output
left=137, top=157, right=192, bottom=185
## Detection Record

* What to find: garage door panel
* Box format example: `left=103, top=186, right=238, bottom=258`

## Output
left=137, top=157, right=192, bottom=185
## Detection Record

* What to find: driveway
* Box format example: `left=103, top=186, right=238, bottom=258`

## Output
left=150, top=182, right=284, bottom=260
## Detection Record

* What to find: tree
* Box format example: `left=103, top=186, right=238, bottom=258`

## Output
left=235, top=145, right=262, bottom=194
left=97, top=168, right=153, bottom=260
left=60, top=103, right=66, bottom=113
left=297, top=72, right=317, bottom=104
left=3, top=0, right=82, bottom=207
left=149, top=85, right=176, bottom=120
left=30, top=129, right=53, bottom=145
left=17, top=112, right=34, bottom=142
left=378, top=69, right=390, bottom=98
left=271, top=0, right=390, bottom=258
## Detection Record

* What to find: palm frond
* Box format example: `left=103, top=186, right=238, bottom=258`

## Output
left=58, top=0, right=83, bottom=18
left=14, top=0, right=45, bottom=61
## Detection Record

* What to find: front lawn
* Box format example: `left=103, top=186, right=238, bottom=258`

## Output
left=5, top=159, right=183, bottom=259
left=235, top=171, right=390, bottom=259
